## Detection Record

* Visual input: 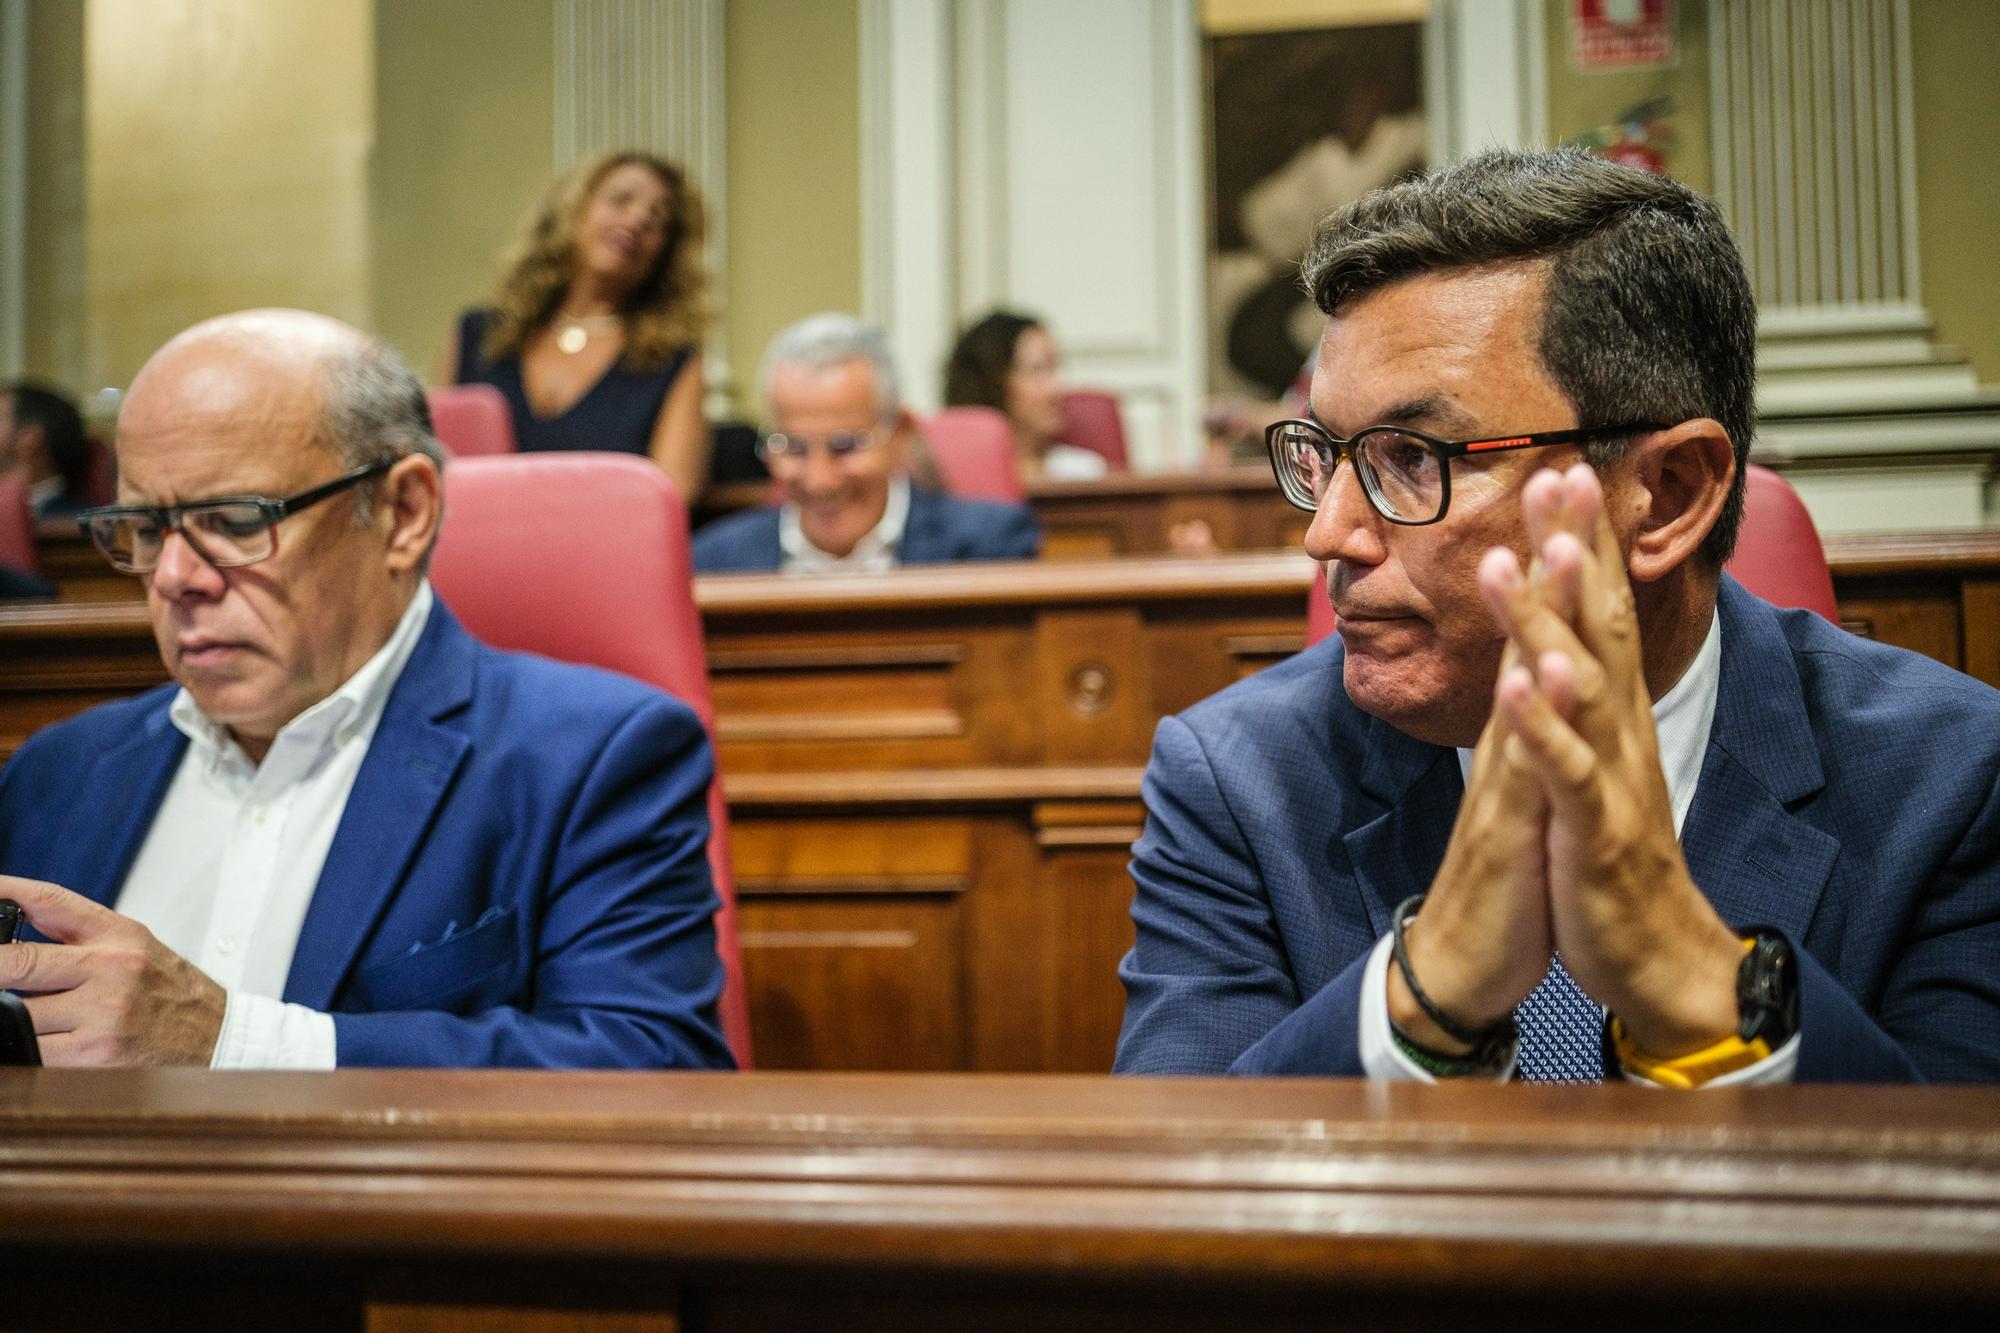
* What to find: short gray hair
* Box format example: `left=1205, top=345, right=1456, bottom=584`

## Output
left=758, top=312, right=901, bottom=421
left=1302, top=147, right=1756, bottom=568
left=316, top=337, right=448, bottom=564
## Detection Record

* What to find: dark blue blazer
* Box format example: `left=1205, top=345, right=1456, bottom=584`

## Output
left=1116, top=577, right=2000, bottom=1084
left=0, top=601, right=733, bottom=1070
left=691, top=484, right=1040, bottom=573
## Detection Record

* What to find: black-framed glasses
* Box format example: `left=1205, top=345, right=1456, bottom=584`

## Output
left=756, top=425, right=888, bottom=468
left=76, top=459, right=395, bottom=575
left=1264, top=419, right=1667, bottom=525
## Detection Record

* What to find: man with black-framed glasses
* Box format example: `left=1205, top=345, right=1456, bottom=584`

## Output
left=1116, top=148, right=2000, bottom=1087
left=0, top=309, right=732, bottom=1071
left=692, top=312, right=1039, bottom=573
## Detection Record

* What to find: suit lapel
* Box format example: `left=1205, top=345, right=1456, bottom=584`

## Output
left=283, top=604, right=475, bottom=1009
left=68, top=693, right=188, bottom=909
left=1341, top=709, right=1463, bottom=937
left=1679, top=579, right=1839, bottom=939
left=898, top=485, right=942, bottom=563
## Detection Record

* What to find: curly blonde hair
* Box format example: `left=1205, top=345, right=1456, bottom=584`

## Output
left=482, top=150, right=710, bottom=371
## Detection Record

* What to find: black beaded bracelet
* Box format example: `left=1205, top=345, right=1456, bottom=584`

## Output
left=1389, top=894, right=1517, bottom=1064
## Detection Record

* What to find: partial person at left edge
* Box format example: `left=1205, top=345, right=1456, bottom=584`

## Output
left=436, top=150, right=712, bottom=501
left=0, top=380, right=93, bottom=519
left=0, top=309, right=733, bottom=1070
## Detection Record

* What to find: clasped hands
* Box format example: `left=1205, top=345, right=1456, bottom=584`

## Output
left=1388, top=464, right=1743, bottom=1062
left=0, top=874, right=225, bottom=1066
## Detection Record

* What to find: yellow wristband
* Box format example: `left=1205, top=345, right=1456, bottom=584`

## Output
left=1611, top=1019, right=1772, bottom=1088
left=1611, top=939, right=1771, bottom=1089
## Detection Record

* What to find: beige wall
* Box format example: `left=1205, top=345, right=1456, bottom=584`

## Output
left=1542, top=0, right=1711, bottom=197
left=369, top=0, right=555, bottom=380
left=84, top=0, right=373, bottom=389
left=724, top=0, right=861, bottom=420
left=22, top=0, right=87, bottom=395
left=1910, top=0, right=2000, bottom=385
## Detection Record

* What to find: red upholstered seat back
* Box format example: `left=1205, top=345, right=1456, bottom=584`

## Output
left=428, top=452, right=751, bottom=1066
left=1723, top=464, right=1838, bottom=621
left=1059, top=389, right=1129, bottom=469
left=1303, top=464, right=1838, bottom=648
left=0, top=477, right=37, bottom=574
left=921, top=405, right=1027, bottom=502
left=81, top=437, right=116, bottom=506
left=1306, top=562, right=1336, bottom=647
left=428, top=385, right=518, bottom=458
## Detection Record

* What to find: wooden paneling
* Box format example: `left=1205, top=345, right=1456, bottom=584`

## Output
left=2, top=1070, right=1998, bottom=1329
left=5, top=543, right=2000, bottom=1073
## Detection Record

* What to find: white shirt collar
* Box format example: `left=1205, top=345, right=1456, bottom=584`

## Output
left=170, top=581, right=435, bottom=778
left=1455, top=607, right=1722, bottom=836
left=25, top=474, right=62, bottom=512
left=779, top=474, right=911, bottom=574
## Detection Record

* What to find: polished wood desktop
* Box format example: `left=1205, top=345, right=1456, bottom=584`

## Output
left=2, top=1069, right=1996, bottom=1329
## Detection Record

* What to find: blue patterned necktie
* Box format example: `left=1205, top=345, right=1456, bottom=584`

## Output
left=1513, top=954, right=1605, bottom=1082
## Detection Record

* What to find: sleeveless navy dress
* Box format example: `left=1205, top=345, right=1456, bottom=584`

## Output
left=454, top=308, right=692, bottom=455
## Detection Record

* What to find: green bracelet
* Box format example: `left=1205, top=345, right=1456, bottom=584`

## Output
left=1389, top=1018, right=1512, bottom=1079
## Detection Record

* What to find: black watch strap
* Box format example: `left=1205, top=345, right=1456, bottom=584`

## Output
left=1736, top=927, right=1799, bottom=1048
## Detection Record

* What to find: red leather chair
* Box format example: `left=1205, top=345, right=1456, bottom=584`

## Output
left=920, top=405, right=1027, bottom=503
left=1303, top=464, right=1837, bottom=648
left=1059, top=389, right=1129, bottom=470
left=1724, top=464, right=1838, bottom=621
left=81, top=437, right=116, bottom=506
left=1306, top=562, right=1336, bottom=647
left=0, top=477, right=38, bottom=574
left=427, top=452, right=752, bottom=1066
left=428, top=384, right=518, bottom=458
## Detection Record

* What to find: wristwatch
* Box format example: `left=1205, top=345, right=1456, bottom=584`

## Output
left=1736, top=928, right=1800, bottom=1048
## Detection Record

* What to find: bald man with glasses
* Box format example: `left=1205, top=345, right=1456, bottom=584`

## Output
left=0, top=309, right=732, bottom=1071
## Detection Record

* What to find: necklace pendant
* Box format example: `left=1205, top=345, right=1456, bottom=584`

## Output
left=556, top=323, right=588, bottom=354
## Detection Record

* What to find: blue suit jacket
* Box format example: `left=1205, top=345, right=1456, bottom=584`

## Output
left=691, top=484, right=1040, bottom=573
left=0, top=601, right=733, bottom=1070
left=1116, top=577, right=2000, bottom=1084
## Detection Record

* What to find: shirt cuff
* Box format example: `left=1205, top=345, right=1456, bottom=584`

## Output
left=208, top=990, right=338, bottom=1070
left=1618, top=1029, right=1800, bottom=1088
left=1358, top=931, right=1516, bottom=1083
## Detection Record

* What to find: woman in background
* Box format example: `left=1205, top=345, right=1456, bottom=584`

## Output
left=437, top=151, right=711, bottom=499
left=943, top=311, right=1106, bottom=481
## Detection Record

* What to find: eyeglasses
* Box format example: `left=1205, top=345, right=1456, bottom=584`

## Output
left=756, top=426, right=888, bottom=468
left=1264, top=418, right=1666, bottom=525
left=77, top=459, right=395, bottom=574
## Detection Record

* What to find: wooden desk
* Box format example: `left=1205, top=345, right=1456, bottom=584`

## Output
left=28, top=516, right=140, bottom=603
left=2, top=1070, right=1997, bottom=1329
left=1025, top=466, right=1306, bottom=557
left=4, top=544, right=1999, bottom=1074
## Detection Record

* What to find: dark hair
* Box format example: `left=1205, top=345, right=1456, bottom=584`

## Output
left=1301, top=147, right=1756, bottom=567
left=4, top=380, right=88, bottom=489
left=943, top=310, right=1042, bottom=412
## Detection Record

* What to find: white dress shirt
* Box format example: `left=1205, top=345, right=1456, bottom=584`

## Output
left=26, top=474, right=63, bottom=517
left=779, top=474, right=912, bottom=573
left=115, top=583, right=435, bottom=1069
left=1357, top=610, right=1801, bottom=1085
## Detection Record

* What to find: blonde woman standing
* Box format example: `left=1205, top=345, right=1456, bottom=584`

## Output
left=437, top=151, right=712, bottom=499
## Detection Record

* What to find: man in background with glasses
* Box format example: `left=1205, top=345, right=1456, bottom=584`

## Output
left=1117, top=149, right=2000, bottom=1086
left=692, top=312, right=1039, bottom=573
left=0, top=309, right=732, bottom=1071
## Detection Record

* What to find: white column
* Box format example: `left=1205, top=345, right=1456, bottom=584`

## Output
left=0, top=0, right=28, bottom=377
left=553, top=0, right=731, bottom=408
left=1424, top=0, right=1548, bottom=163
left=1710, top=0, right=1926, bottom=339
left=860, top=0, right=1206, bottom=468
